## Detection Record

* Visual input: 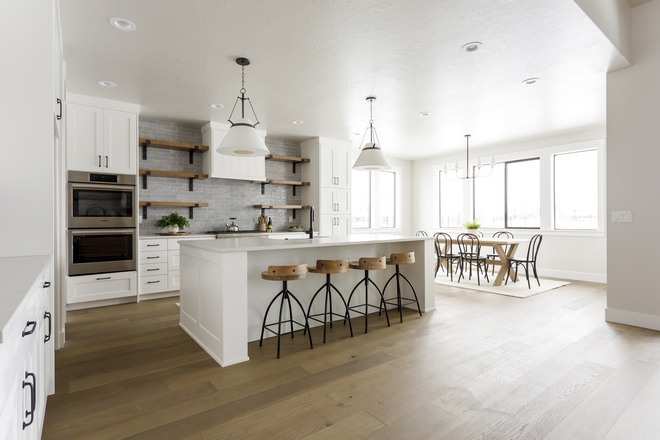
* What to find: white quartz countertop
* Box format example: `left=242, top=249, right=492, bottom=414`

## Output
left=179, top=234, right=432, bottom=253
left=0, top=255, right=51, bottom=344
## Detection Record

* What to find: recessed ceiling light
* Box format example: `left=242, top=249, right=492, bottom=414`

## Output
left=109, top=17, right=136, bottom=32
left=353, top=132, right=361, bottom=136
left=522, top=78, right=540, bottom=85
left=419, top=111, right=431, bottom=117
left=291, top=120, right=304, bottom=125
left=97, top=80, right=117, bottom=88
left=209, top=103, right=224, bottom=109
left=461, top=42, right=482, bottom=52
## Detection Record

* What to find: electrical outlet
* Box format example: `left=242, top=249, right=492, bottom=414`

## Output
left=289, top=216, right=294, bottom=222
left=611, top=211, right=632, bottom=222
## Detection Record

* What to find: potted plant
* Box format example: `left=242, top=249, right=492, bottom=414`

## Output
left=462, top=219, right=481, bottom=232
left=154, top=211, right=190, bottom=233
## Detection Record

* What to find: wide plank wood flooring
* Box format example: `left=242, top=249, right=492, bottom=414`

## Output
left=43, top=280, right=660, bottom=439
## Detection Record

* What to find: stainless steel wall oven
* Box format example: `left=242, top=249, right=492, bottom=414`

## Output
left=67, top=171, right=137, bottom=229
left=67, top=171, right=138, bottom=276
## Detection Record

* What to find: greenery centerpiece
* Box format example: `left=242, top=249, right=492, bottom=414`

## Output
left=154, top=211, right=190, bottom=233
left=462, top=219, right=481, bottom=232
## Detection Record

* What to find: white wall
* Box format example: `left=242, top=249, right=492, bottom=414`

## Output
left=606, top=0, right=660, bottom=330
left=574, top=0, right=633, bottom=67
left=0, top=0, right=55, bottom=258
left=412, top=128, right=607, bottom=282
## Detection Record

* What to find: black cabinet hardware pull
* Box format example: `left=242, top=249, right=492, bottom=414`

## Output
left=96, top=276, right=111, bottom=280
left=147, top=268, right=160, bottom=271
left=44, top=312, right=52, bottom=342
left=56, top=98, right=62, bottom=120
left=147, top=280, right=160, bottom=284
left=105, top=156, right=109, bottom=167
left=147, top=244, right=160, bottom=247
left=22, top=321, right=36, bottom=337
left=147, top=256, right=159, bottom=259
left=43, top=281, right=51, bottom=288
left=98, top=155, right=102, bottom=167
left=22, top=372, right=36, bottom=429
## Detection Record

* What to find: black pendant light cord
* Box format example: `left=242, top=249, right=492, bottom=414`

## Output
left=227, top=57, right=261, bottom=127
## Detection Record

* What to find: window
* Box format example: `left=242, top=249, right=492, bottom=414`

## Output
left=439, top=171, right=463, bottom=227
left=352, top=171, right=371, bottom=229
left=554, top=150, right=598, bottom=229
left=472, top=158, right=540, bottom=228
left=351, top=168, right=400, bottom=230
left=506, top=159, right=540, bottom=228
left=379, top=171, right=396, bottom=228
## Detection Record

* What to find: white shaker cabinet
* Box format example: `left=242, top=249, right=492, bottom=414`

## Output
left=66, top=271, right=137, bottom=304
left=66, top=95, right=139, bottom=175
left=301, top=137, right=352, bottom=236
left=201, top=121, right=266, bottom=181
left=0, top=256, right=54, bottom=440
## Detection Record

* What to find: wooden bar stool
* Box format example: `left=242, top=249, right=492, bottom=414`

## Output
left=382, top=252, right=422, bottom=323
left=259, top=263, right=313, bottom=358
left=345, top=256, right=390, bottom=333
left=305, top=259, right=353, bottom=343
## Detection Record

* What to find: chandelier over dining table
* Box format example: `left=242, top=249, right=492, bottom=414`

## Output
left=443, top=135, right=496, bottom=179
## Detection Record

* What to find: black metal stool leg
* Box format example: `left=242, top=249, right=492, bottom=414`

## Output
left=260, top=290, right=283, bottom=346
left=364, top=270, right=369, bottom=333
left=276, top=286, right=286, bottom=358
left=367, top=277, right=390, bottom=327
left=330, top=283, right=353, bottom=337
left=399, top=272, right=423, bottom=317
left=286, top=289, right=314, bottom=350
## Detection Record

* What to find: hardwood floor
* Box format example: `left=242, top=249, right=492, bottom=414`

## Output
left=43, top=280, right=660, bottom=439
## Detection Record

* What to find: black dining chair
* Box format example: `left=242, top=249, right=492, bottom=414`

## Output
left=434, top=232, right=460, bottom=281
left=505, top=234, right=543, bottom=289
left=486, top=231, right=514, bottom=276
left=457, top=233, right=489, bottom=286
left=415, top=230, right=428, bottom=236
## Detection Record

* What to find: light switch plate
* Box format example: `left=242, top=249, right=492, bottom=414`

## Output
left=611, top=211, right=632, bottom=222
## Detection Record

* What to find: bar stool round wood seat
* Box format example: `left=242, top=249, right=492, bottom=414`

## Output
left=305, top=259, right=354, bottom=343
left=382, top=252, right=422, bottom=323
left=344, top=256, right=390, bottom=333
left=259, top=264, right=313, bottom=358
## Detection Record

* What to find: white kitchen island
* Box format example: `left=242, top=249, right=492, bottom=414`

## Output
left=179, top=235, right=435, bottom=366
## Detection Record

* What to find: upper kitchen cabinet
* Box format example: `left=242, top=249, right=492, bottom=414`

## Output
left=202, top=121, right=266, bottom=181
left=66, top=94, right=139, bottom=175
left=301, top=137, right=352, bottom=236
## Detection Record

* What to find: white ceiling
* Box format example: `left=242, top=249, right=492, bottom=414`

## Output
left=60, top=0, right=627, bottom=160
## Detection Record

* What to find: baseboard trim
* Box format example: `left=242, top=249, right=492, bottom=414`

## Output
left=541, top=269, right=606, bottom=283
left=605, top=307, right=660, bottom=331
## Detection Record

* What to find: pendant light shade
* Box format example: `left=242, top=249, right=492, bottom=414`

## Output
left=353, top=143, right=390, bottom=170
left=353, top=97, right=391, bottom=171
left=217, top=58, right=270, bottom=157
left=217, top=118, right=269, bottom=156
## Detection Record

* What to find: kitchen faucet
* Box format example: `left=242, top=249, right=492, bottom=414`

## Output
left=306, top=206, right=315, bottom=239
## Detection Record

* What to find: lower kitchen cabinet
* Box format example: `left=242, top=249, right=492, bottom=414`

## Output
left=0, top=256, right=54, bottom=440
left=66, top=271, right=137, bottom=304
left=139, top=236, right=213, bottom=297
left=320, top=215, right=350, bottom=236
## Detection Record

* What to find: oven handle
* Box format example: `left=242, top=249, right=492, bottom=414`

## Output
left=68, top=228, right=136, bottom=236
left=69, top=182, right=136, bottom=192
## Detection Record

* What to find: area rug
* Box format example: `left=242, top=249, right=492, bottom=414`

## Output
left=434, top=272, right=570, bottom=298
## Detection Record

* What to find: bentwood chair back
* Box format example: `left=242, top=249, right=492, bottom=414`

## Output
left=505, top=234, right=543, bottom=289
left=433, top=232, right=460, bottom=281
left=415, top=230, right=428, bottom=236
left=487, top=231, right=514, bottom=275
left=456, top=233, right=489, bottom=286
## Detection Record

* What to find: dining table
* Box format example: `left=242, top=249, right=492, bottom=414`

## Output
left=435, top=235, right=529, bottom=286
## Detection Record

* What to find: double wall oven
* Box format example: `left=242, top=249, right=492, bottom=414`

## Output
left=67, top=171, right=138, bottom=276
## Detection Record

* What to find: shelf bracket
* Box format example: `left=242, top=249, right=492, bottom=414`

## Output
left=188, top=204, right=200, bottom=219
left=142, top=202, right=152, bottom=220
left=141, top=139, right=150, bottom=160
left=261, top=182, right=266, bottom=195
left=189, top=145, right=200, bottom=164
left=260, top=208, right=266, bottom=217
left=142, top=171, right=151, bottom=190
left=189, top=175, right=199, bottom=191
left=293, top=209, right=297, bottom=220
left=293, top=186, right=297, bottom=197
left=293, top=163, right=297, bottom=174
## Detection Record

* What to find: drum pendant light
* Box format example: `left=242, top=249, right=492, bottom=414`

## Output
left=353, top=97, right=391, bottom=171
left=217, top=57, right=270, bottom=156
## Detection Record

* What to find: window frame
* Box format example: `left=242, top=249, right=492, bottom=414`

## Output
left=552, top=148, right=599, bottom=231
left=351, top=166, right=402, bottom=232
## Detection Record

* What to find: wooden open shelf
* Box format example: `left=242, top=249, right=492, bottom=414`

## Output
left=139, top=169, right=209, bottom=191
left=265, top=179, right=310, bottom=186
left=253, top=204, right=311, bottom=219
left=139, top=138, right=209, bottom=152
left=265, top=154, right=310, bottom=164
left=140, top=137, right=209, bottom=164
left=265, top=154, right=310, bottom=173
left=139, top=201, right=209, bottom=220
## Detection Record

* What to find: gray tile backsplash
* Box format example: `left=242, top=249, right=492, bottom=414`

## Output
left=139, top=118, right=304, bottom=235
